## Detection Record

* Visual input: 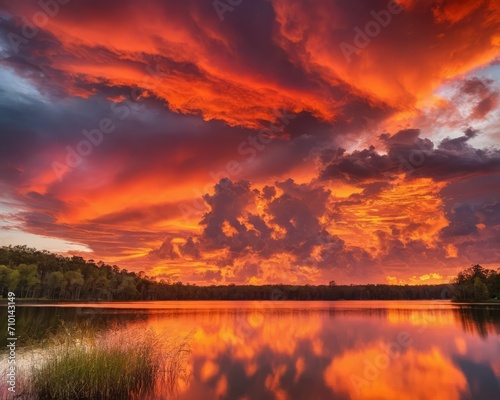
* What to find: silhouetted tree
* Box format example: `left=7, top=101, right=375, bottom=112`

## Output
left=452, top=264, right=497, bottom=301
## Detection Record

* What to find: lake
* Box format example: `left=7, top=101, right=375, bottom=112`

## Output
left=1, top=300, right=499, bottom=399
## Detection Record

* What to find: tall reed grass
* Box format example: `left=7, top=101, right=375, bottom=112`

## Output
left=2, top=322, right=191, bottom=400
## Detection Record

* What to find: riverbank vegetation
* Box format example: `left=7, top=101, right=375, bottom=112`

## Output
left=2, top=323, right=191, bottom=400
left=1, top=245, right=498, bottom=301
left=451, top=264, right=500, bottom=302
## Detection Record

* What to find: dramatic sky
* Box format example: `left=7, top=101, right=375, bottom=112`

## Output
left=0, top=0, right=499, bottom=285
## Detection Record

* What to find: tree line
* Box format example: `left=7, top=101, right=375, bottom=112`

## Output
left=0, top=246, right=498, bottom=301
left=451, top=264, right=500, bottom=301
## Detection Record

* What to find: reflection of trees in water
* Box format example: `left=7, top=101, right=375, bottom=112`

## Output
left=2, top=304, right=499, bottom=347
left=0, top=307, right=151, bottom=347
left=455, top=306, right=500, bottom=339
left=326, top=308, right=389, bottom=319
left=324, top=306, right=500, bottom=338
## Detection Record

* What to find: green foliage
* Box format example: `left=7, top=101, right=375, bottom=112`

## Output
left=17, top=263, right=41, bottom=297
left=0, top=246, right=160, bottom=301
left=452, top=264, right=498, bottom=302
left=44, top=271, right=67, bottom=298
left=0, top=264, right=20, bottom=291
left=473, top=277, right=490, bottom=301
left=117, top=276, right=139, bottom=299
left=64, top=270, right=84, bottom=299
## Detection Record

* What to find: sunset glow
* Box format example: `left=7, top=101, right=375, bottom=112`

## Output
left=0, top=0, right=499, bottom=284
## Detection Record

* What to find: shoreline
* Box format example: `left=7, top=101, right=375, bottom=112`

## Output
left=1, top=298, right=500, bottom=305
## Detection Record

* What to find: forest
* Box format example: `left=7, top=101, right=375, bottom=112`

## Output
left=0, top=245, right=498, bottom=301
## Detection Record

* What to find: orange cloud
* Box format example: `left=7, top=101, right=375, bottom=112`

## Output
left=272, top=0, right=500, bottom=112
left=328, top=177, right=449, bottom=254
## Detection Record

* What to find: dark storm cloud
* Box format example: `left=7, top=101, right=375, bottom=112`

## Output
left=232, top=261, right=263, bottom=282
left=436, top=174, right=500, bottom=265
left=348, top=181, right=394, bottom=201
left=320, top=128, right=500, bottom=183
left=149, top=238, right=179, bottom=260
left=246, top=214, right=273, bottom=240
left=195, top=178, right=375, bottom=275
left=375, top=232, right=451, bottom=269
left=194, top=269, right=222, bottom=282
left=267, top=193, right=322, bottom=258
left=439, top=174, right=500, bottom=235
left=477, top=203, right=500, bottom=227
left=179, top=237, right=201, bottom=259
left=200, top=179, right=256, bottom=249
left=319, top=145, right=394, bottom=184
left=261, top=186, right=276, bottom=201
left=440, top=204, right=480, bottom=237
left=275, top=178, right=331, bottom=216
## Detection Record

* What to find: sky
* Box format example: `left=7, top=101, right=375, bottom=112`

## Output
left=0, top=0, right=499, bottom=285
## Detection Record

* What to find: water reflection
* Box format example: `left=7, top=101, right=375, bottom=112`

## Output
left=1, top=301, right=499, bottom=399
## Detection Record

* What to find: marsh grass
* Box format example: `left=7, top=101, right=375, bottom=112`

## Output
left=6, top=322, right=191, bottom=400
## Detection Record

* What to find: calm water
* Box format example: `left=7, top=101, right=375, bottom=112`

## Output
left=1, top=301, right=499, bottom=399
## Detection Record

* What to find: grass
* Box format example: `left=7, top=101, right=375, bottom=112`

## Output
left=6, top=322, right=191, bottom=400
